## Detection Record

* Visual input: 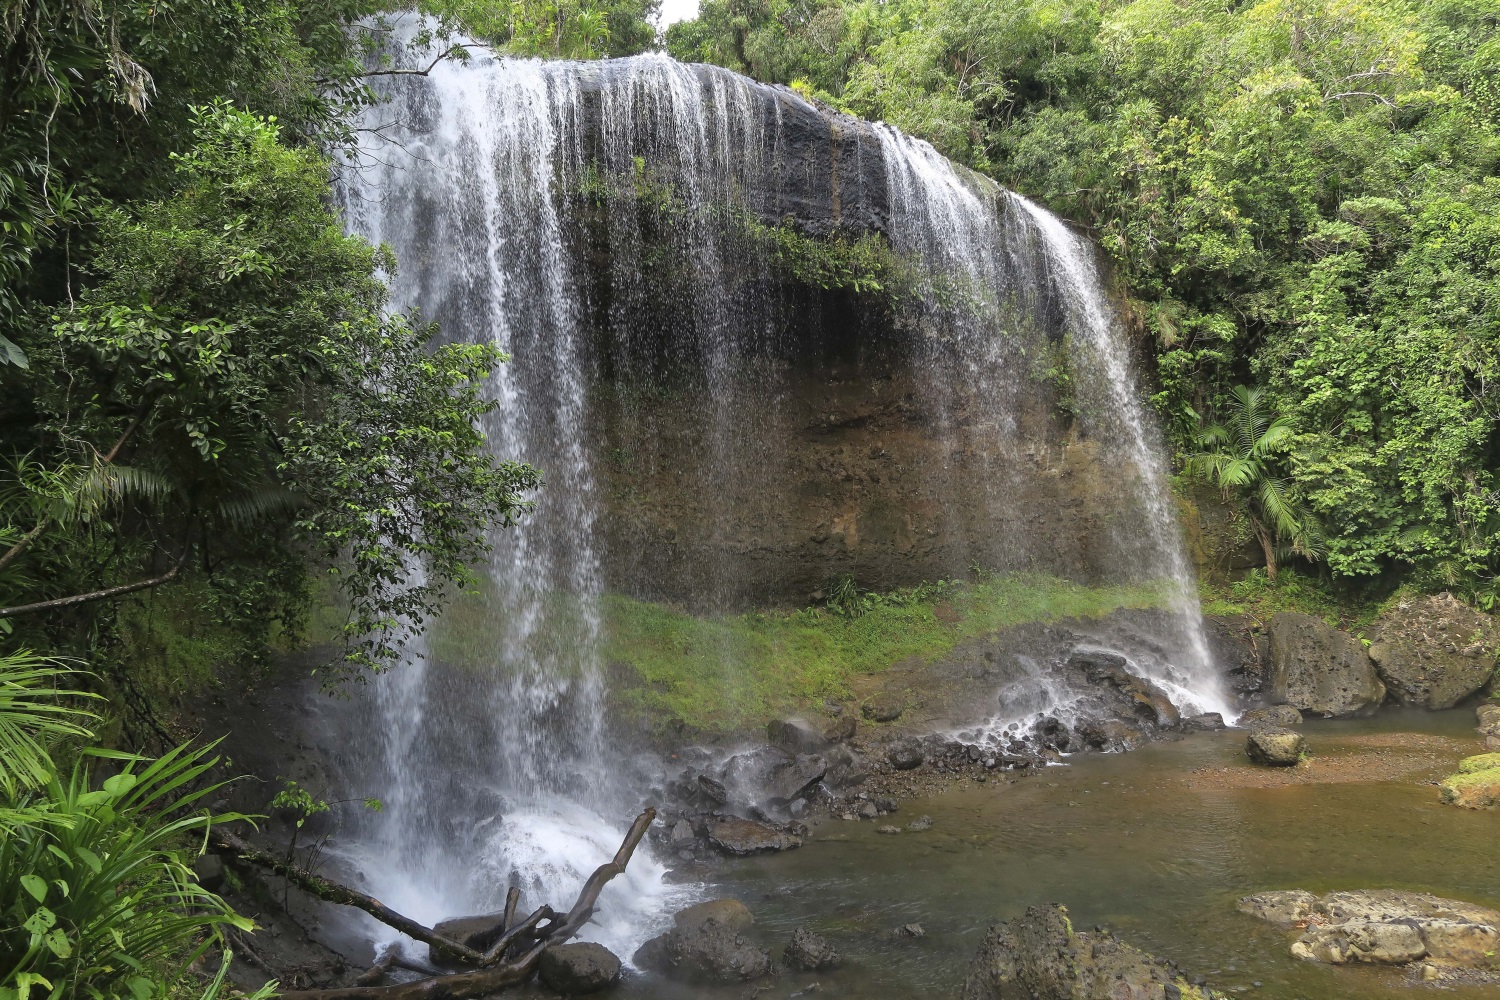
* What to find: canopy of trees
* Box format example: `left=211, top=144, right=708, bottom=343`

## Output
left=669, top=0, right=1500, bottom=601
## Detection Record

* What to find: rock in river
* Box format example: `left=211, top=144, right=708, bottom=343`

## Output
left=633, top=899, right=773, bottom=983
left=706, top=816, right=801, bottom=855
left=783, top=927, right=840, bottom=971
left=538, top=942, right=622, bottom=995
left=1439, top=753, right=1500, bottom=809
left=767, top=717, right=831, bottom=754
left=1266, top=612, right=1385, bottom=716
left=960, top=903, right=1225, bottom=1000
left=1367, top=593, right=1500, bottom=710
left=1240, top=889, right=1500, bottom=969
left=1245, top=727, right=1304, bottom=766
left=1237, top=704, right=1302, bottom=728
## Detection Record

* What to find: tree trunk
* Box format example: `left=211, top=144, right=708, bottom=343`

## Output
left=1252, top=516, right=1278, bottom=581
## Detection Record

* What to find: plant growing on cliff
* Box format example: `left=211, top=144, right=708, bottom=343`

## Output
left=1186, top=385, right=1320, bottom=581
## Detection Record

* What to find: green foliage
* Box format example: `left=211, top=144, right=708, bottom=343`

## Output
left=3, top=102, right=539, bottom=686
left=421, top=0, right=660, bottom=57
left=0, top=652, right=265, bottom=1000
left=671, top=0, right=1500, bottom=600
left=1186, top=385, right=1319, bottom=578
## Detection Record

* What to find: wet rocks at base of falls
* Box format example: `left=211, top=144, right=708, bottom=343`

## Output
left=784, top=927, right=840, bottom=971
left=1245, top=727, right=1305, bottom=767
left=960, top=903, right=1226, bottom=1000
left=633, top=899, right=774, bottom=984
left=1266, top=612, right=1386, bottom=717
left=707, top=815, right=803, bottom=854
left=538, top=942, right=622, bottom=995
left=1239, top=889, right=1500, bottom=971
left=1367, top=593, right=1500, bottom=710
left=887, top=737, right=925, bottom=770
left=429, top=911, right=510, bottom=968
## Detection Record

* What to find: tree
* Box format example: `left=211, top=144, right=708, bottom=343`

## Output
left=2, top=103, right=539, bottom=686
left=1186, top=385, right=1319, bottom=581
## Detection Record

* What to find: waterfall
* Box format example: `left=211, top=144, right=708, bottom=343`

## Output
left=331, top=43, right=1229, bottom=960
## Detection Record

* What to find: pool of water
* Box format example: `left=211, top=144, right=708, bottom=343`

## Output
left=596, top=708, right=1500, bottom=999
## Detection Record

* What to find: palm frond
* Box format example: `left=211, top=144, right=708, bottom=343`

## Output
left=66, top=461, right=174, bottom=523
left=214, top=484, right=302, bottom=529
left=0, top=652, right=99, bottom=797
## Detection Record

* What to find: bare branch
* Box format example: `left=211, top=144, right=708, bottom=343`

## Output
left=1324, top=90, right=1396, bottom=107
left=354, top=43, right=491, bottom=80
left=0, top=560, right=183, bottom=618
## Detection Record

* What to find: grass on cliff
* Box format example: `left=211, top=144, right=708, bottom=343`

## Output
left=602, top=573, right=1167, bottom=732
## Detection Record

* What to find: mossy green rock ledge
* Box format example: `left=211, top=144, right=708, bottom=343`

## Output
left=1440, top=753, right=1500, bottom=809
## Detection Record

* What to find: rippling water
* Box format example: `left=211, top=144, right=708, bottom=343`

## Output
left=542, top=709, right=1500, bottom=999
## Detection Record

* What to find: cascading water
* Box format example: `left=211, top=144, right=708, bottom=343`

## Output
left=329, top=38, right=1230, bottom=961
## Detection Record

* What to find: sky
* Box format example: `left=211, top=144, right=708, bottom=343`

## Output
left=656, top=0, right=700, bottom=29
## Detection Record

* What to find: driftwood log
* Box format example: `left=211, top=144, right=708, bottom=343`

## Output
left=211, top=808, right=656, bottom=1000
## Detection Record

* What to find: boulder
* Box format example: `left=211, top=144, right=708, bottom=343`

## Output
left=1182, top=712, right=1226, bottom=731
left=1241, top=889, right=1500, bottom=969
left=721, top=747, right=826, bottom=807
left=783, top=927, right=840, bottom=971
left=1075, top=717, right=1141, bottom=752
left=862, top=694, right=904, bottom=722
left=823, top=714, right=857, bottom=743
left=668, top=818, right=697, bottom=848
left=1236, top=890, right=1318, bottom=927
left=1238, top=704, right=1303, bottom=728
left=430, top=911, right=508, bottom=967
left=672, top=899, right=755, bottom=935
left=887, top=738, right=924, bottom=770
left=1246, top=727, right=1304, bottom=766
left=706, top=816, right=801, bottom=854
left=538, top=942, right=622, bottom=995
left=822, top=744, right=869, bottom=789
left=767, top=718, right=830, bottom=754
left=907, top=814, right=933, bottom=832
left=959, top=903, right=1225, bottom=1000
left=1070, top=651, right=1181, bottom=728
left=1266, top=612, right=1386, bottom=716
left=1367, top=593, right=1499, bottom=710
left=633, top=899, right=773, bottom=983
left=1478, top=704, right=1500, bottom=749
left=1440, top=754, right=1500, bottom=809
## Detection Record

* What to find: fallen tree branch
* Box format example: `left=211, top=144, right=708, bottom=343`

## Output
left=273, top=808, right=656, bottom=1000
left=208, top=829, right=487, bottom=966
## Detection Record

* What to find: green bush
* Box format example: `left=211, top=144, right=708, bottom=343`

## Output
left=0, top=653, right=267, bottom=1000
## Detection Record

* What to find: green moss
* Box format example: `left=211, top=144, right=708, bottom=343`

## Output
left=602, top=572, right=1168, bottom=732
left=1457, top=753, right=1500, bottom=774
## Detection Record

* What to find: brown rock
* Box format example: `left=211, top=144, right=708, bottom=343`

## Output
left=1267, top=612, right=1386, bottom=716
left=1368, top=593, right=1499, bottom=709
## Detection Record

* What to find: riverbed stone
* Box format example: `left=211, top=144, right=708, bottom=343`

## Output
left=1246, top=727, right=1304, bottom=766
left=1266, top=612, right=1386, bottom=716
left=1237, top=890, right=1318, bottom=927
left=783, top=927, right=840, bottom=971
left=633, top=899, right=772, bottom=983
left=1367, top=593, right=1499, bottom=710
left=960, top=903, right=1225, bottom=1000
left=887, top=737, right=924, bottom=770
left=706, top=816, right=802, bottom=854
left=1238, top=704, right=1303, bottom=728
left=1241, top=889, right=1500, bottom=969
left=1440, top=754, right=1500, bottom=808
left=538, top=942, right=622, bottom=994
left=1182, top=712, right=1226, bottom=731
